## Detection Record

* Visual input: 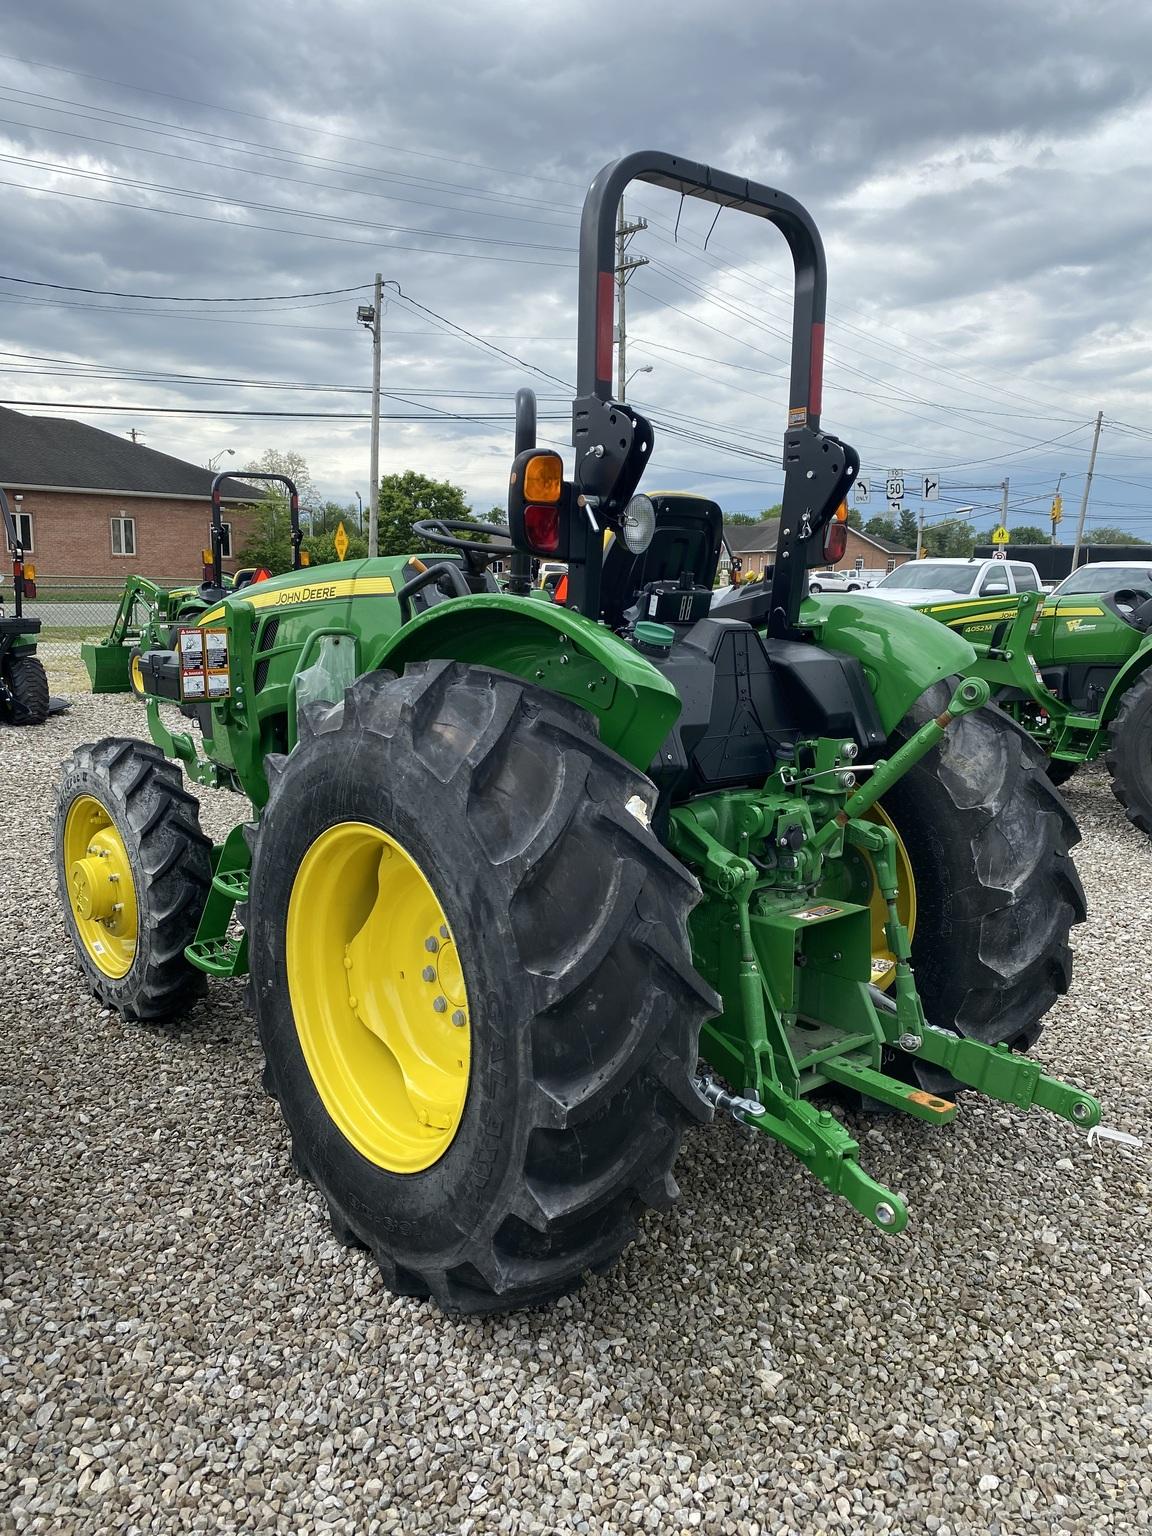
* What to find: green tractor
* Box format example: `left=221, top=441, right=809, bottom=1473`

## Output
left=81, top=484, right=281, bottom=696
left=55, top=152, right=1099, bottom=1314
left=1, top=488, right=49, bottom=726
left=907, top=561, right=1152, bottom=833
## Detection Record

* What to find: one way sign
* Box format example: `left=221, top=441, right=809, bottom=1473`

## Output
left=922, top=472, right=940, bottom=501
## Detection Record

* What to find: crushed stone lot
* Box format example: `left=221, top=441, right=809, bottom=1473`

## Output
left=3, top=679, right=1151, bottom=1536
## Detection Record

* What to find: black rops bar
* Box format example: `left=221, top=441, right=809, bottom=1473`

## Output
left=571, top=151, right=857, bottom=633
left=506, top=388, right=537, bottom=595
left=1, top=487, right=26, bottom=618
left=209, top=471, right=302, bottom=591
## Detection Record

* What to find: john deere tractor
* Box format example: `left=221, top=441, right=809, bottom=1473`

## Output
left=906, top=570, right=1152, bottom=834
left=55, top=153, right=1098, bottom=1314
left=1, top=488, right=49, bottom=726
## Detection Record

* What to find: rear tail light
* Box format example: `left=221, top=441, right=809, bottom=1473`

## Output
left=524, top=504, right=560, bottom=554
left=822, top=519, right=848, bottom=564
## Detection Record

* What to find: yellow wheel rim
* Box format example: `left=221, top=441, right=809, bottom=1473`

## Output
left=129, top=652, right=145, bottom=696
left=286, top=821, right=471, bottom=1173
left=63, top=795, right=139, bottom=978
left=820, top=805, right=916, bottom=990
left=861, top=805, right=916, bottom=989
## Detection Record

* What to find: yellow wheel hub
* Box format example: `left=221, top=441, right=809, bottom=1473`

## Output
left=860, top=805, right=916, bottom=989
left=63, top=795, right=139, bottom=978
left=129, top=652, right=145, bottom=697
left=286, top=821, right=471, bottom=1173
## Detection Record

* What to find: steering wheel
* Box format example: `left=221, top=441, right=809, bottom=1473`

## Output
left=412, top=518, right=514, bottom=572
left=1111, top=586, right=1152, bottom=610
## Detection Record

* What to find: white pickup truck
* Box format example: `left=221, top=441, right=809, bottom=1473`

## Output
left=866, top=556, right=1043, bottom=606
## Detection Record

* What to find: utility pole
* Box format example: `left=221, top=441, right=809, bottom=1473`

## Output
left=915, top=509, right=925, bottom=558
left=358, top=273, right=383, bottom=558
left=1071, top=410, right=1104, bottom=572
left=999, top=477, right=1010, bottom=532
left=615, top=201, right=648, bottom=400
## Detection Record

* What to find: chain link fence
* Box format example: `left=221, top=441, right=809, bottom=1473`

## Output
left=4, top=575, right=198, bottom=692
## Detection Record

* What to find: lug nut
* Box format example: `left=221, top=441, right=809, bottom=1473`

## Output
left=432, top=996, right=447, bottom=1013
left=424, top=937, right=438, bottom=953
left=439, top=924, right=449, bottom=939
left=451, top=1010, right=466, bottom=1028
left=421, top=965, right=436, bottom=982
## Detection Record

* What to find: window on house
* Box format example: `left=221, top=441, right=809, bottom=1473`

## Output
left=111, top=516, right=136, bottom=557
left=4, top=509, right=33, bottom=553
left=886, top=558, right=897, bottom=573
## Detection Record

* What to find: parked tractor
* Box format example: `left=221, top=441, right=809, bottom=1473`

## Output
left=1, top=488, right=49, bottom=726
left=55, top=152, right=1099, bottom=1314
left=904, top=564, right=1152, bottom=834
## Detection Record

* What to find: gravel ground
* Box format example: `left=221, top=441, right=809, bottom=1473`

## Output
left=3, top=681, right=1151, bottom=1536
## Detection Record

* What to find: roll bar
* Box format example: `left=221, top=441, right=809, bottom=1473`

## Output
left=506, top=389, right=537, bottom=595
left=1, top=487, right=26, bottom=617
left=210, top=471, right=302, bottom=590
left=568, top=151, right=857, bottom=635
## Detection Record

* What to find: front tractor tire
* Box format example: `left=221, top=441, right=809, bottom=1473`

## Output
left=2, top=650, right=49, bottom=725
left=248, top=661, right=716, bottom=1315
left=55, top=739, right=213, bottom=1019
left=1105, top=671, right=1152, bottom=836
left=880, top=684, right=1086, bottom=1087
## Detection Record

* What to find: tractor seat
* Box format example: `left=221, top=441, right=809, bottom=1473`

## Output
left=601, top=494, right=723, bottom=630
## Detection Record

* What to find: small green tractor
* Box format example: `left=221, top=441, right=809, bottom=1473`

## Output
left=1, top=487, right=49, bottom=726
left=910, top=570, right=1152, bottom=833
left=55, top=153, right=1100, bottom=1314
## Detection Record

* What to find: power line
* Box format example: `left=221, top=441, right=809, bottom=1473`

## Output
left=0, top=273, right=371, bottom=302
left=0, top=175, right=575, bottom=266
left=0, top=151, right=570, bottom=252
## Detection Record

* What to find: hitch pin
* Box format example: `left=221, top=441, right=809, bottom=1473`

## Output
left=695, top=1073, right=765, bottom=1124
left=1087, top=1124, right=1144, bottom=1152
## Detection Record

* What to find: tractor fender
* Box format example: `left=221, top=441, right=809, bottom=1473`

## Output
left=1099, top=640, right=1152, bottom=724
left=373, top=593, right=681, bottom=772
left=802, top=595, right=980, bottom=737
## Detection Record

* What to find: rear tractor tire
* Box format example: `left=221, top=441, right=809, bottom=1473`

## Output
left=247, top=661, right=716, bottom=1315
left=55, top=739, right=213, bottom=1019
left=1046, top=757, right=1079, bottom=788
left=1104, top=671, right=1152, bottom=836
left=878, top=685, right=1086, bottom=1092
left=2, top=651, right=49, bottom=725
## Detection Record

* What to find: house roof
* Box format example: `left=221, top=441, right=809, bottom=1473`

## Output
left=854, top=529, right=914, bottom=555
left=0, top=405, right=261, bottom=501
left=723, top=517, right=913, bottom=558
left=723, top=519, right=780, bottom=553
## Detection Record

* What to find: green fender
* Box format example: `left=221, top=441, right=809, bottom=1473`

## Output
left=802, top=595, right=979, bottom=736
left=374, top=593, right=681, bottom=772
left=1100, top=640, right=1152, bottom=724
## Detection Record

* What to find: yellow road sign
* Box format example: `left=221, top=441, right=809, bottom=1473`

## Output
left=991, top=525, right=1010, bottom=545
left=334, top=520, right=349, bottom=561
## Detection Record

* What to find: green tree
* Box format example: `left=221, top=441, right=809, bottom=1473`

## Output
left=922, top=518, right=976, bottom=558
left=896, top=508, right=920, bottom=550
left=1085, top=526, right=1150, bottom=545
left=377, top=471, right=475, bottom=556
left=846, top=506, right=863, bottom=530
left=864, top=515, right=899, bottom=544
left=726, top=513, right=758, bottom=526
left=237, top=491, right=293, bottom=573
left=306, top=527, right=369, bottom=565
left=242, top=448, right=317, bottom=509
left=1007, top=525, right=1052, bottom=545
left=311, top=500, right=360, bottom=537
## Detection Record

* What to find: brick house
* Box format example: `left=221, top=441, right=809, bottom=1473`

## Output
left=0, top=405, right=260, bottom=582
left=722, top=519, right=914, bottom=580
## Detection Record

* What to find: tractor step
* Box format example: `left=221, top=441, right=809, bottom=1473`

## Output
left=211, top=869, right=249, bottom=902
left=186, top=935, right=246, bottom=976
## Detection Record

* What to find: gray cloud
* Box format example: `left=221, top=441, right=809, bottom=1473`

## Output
left=0, top=0, right=1150, bottom=535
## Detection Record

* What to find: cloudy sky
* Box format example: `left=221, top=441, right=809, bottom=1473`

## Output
left=2, top=0, right=1151, bottom=539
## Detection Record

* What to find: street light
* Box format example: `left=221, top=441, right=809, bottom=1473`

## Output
left=625, top=364, right=653, bottom=391
left=207, top=449, right=235, bottom=471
